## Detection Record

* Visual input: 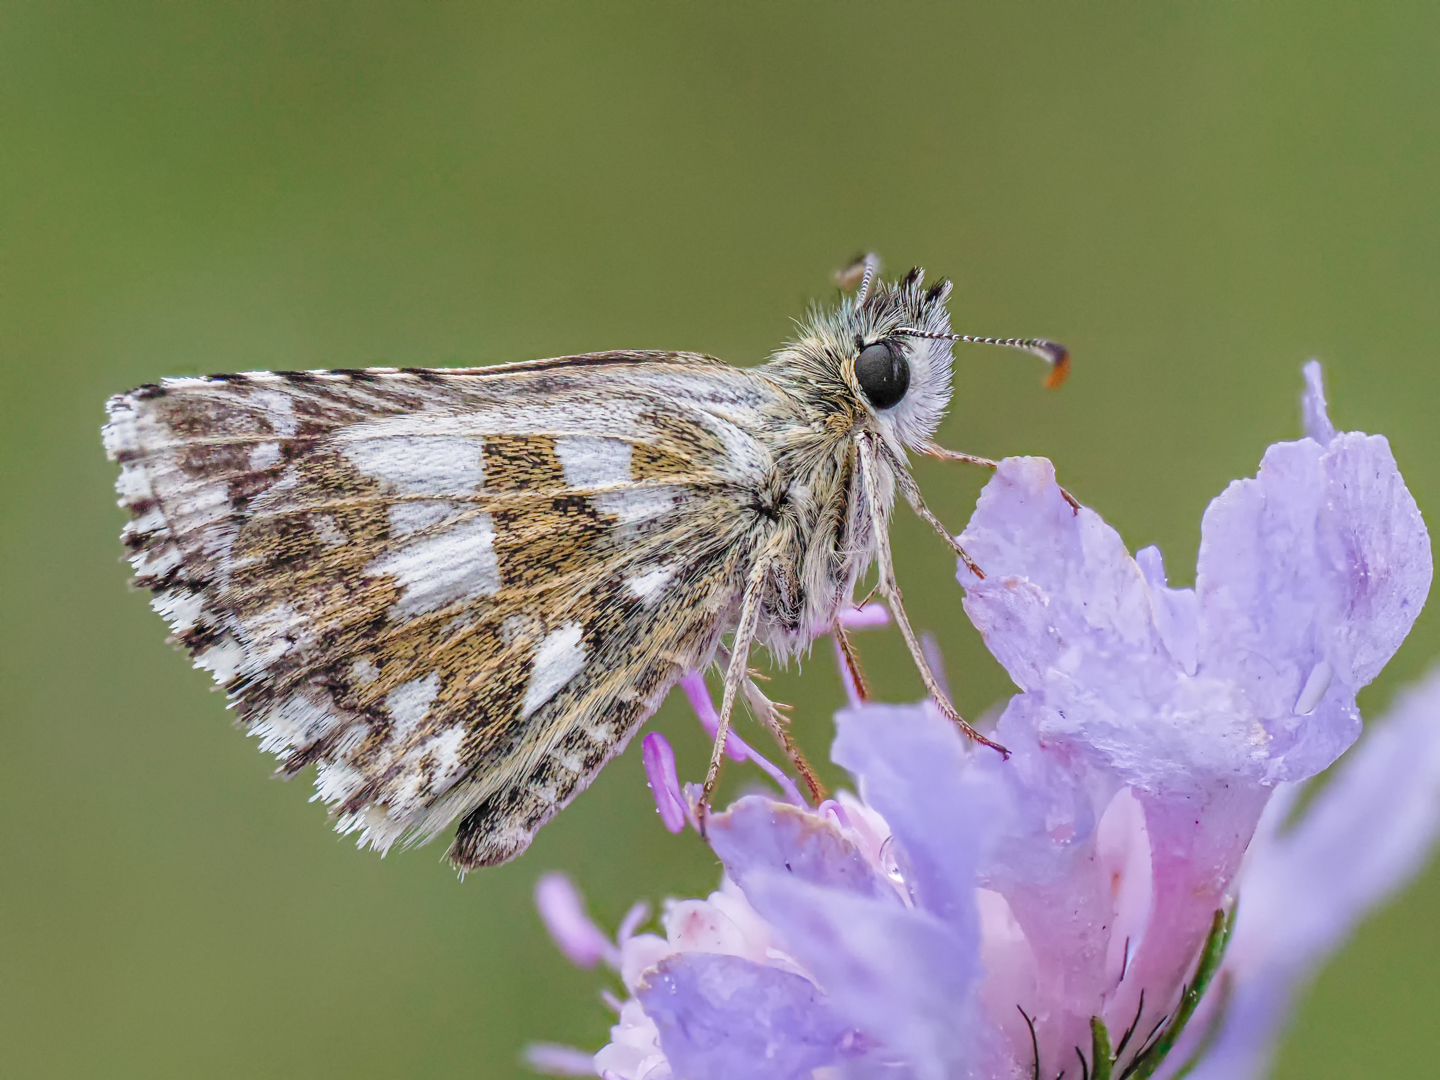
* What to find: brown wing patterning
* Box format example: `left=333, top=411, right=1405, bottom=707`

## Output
left=103, top=356, right=774, bottom=868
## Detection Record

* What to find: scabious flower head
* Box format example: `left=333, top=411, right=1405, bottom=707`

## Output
left=532, top=363, right=1435, bottom=1080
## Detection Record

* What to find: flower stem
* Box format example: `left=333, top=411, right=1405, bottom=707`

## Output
left=1121, top=906, right=1235, bottom=1080
left=1090, top=1016, right=1114, bottom=1080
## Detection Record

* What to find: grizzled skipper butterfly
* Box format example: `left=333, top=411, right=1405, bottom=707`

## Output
left=103, top=256, right=1068, bottom=871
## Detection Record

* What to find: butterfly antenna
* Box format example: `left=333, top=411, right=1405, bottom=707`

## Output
left=895, top=328, right=1070, bottom=389
left=836, top=253, right=882, bottom=307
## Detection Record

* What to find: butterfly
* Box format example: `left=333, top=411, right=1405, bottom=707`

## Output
left=102, top=257, right=1068, bottom=871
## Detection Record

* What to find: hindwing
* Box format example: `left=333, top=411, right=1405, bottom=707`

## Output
left=104, top=354, right=780, bottom=867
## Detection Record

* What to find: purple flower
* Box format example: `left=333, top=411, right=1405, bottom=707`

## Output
left=531, top=364, right=1435, bottom=1080
left=535, top=873, right=623, bottom=970
left=1164, top=663, right=1440, bottom=1080
left=641, top=733, right=688, bottom=835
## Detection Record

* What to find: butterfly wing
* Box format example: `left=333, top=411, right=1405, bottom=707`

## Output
left=104, top=353, right=781, bottom=868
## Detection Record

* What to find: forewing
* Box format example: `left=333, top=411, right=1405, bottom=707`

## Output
left=103, top=355, right=776, bottom=867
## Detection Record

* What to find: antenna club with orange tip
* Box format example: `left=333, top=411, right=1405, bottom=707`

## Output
left=1039, top=342, right=1070, bottom=389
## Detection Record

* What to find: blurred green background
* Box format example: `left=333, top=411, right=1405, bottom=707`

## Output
left=3, top=2, right=1438, bottom=1077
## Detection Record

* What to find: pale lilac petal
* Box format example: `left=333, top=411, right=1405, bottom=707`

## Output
left=705, top=795, right=895, bottom=901
left=831, top=704, right=1006, bottom=929
left=744, top=872, right=998, bottom=1080
left=691, top=703, right=1001, bottom=1077
left=524, top=1043, right=600, bottom=1076
left=955, top=455, right=1154, bottom=695
left=593, top=999, right=668, bottom=1080
left=618, top=901, right=650, bottom=943
left=839, top=603, right=890, bottom=629
left=1196, top=429, right=1431, bottom=780
left=1306, top=435, right=1431, bottom=686
left=828, top=792, right=895, bottom=875
left=976, top=685, right=1266, bottom=1061
left=957, top=421, right=1432, bottom=792
left=536, top=872, right=618, bottom=969
left=1178, top=666, right=1440, bottom=1080
left=956, top=457, right=1258, bottom=790
left=1094, top=788, right=1155, bottom=988
left=1136, top=544, right=1200, bottom=675
left=745, top=753, right=807, bottom=808
left=618, top=932, right=673, bottom=994
left=637, top=952, right=862, bottom=1080
left=642, top=733, right=687, bottom=834
left=955, top=703, right=1123, bottom=1066
left=804, top=705, right=1005, bottom=1078
left=1301, top=359, right=1336, bottom=446
left=968, top=702, right=1101, bottom=888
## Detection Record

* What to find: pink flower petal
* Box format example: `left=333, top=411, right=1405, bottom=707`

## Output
left=642, top=733, right=687, bottom=835
left=679, top=671, right=747, bottom=762
left=677, top=671, right=805, bottom=806
left=523, top=1042, right=598, bottom=1076
left=1301, top=358, right=1337, bottom=446
left=535, top=872, right=618, bottom=969
left=838, top=603, right=890, bottom=630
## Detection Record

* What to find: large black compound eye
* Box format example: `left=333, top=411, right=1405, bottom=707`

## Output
left=854, top=340, right=910, bottom=409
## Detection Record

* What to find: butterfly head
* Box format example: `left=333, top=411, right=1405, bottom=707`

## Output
left=773, top=267, right=956, bottom=452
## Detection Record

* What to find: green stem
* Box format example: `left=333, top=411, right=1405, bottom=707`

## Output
left=1090, top=1016, right=1114, bottom=1080
left=1121, top=907, right=1235, bottom=1080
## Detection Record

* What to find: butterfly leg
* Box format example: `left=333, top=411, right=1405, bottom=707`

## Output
left=716, top=641, right=828, bottom=805
left=832, top=619, right=871, bottom=702
left=858, top=436, right=1010, bottom=757
left=921, top=440, right=1081, bottom=512
left=919, top=442, right=999, bottom=470
left=698, top=557, right=770, bottom=828
left=745, top=683, right=827, bottom=804
left=886, top=457, right=986, bottom=579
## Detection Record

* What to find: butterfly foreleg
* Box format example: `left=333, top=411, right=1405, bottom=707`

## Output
left=714, top=641, right=827, bottom=805
left=918, top=441, right=999, bottom=470
left=882, top=447, right=985, bottom=579
left=698, top=553, right=773, bottom=828
left=857, top=435, right=1010, bottom=758
left=832, top=618, right=871, bottom=702
left=921, top=440, right=1081, bottom=512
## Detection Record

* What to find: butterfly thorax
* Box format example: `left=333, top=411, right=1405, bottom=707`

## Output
left=748, top=269, right=960, bottom=657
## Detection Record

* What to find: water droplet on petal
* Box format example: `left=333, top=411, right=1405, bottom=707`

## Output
left=1294, top=660, right=1334, bottom=715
